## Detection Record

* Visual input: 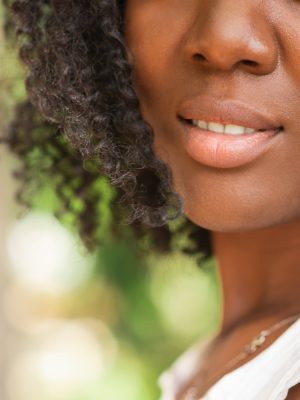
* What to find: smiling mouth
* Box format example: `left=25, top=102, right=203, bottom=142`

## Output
left=176, top=96, right=284, bottom=168
left=177, top=95, right=284, bottom=134
left=178, top=116, right=283, bottom=136
left=177, top=115, right=283, bottom=169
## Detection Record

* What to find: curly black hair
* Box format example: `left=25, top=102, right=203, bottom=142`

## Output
left=3, top=0, right=212, bottom=260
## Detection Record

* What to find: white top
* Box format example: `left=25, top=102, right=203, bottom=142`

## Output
left=159, top=318, right=300, bottom=400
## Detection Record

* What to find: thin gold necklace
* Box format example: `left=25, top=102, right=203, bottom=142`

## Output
left=184, top=313, right=300, bottom=400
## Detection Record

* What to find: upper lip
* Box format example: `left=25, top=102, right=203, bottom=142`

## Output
left=178, top=96, right=282, bottom=131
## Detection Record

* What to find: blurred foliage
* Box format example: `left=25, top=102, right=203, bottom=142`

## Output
left=0, top=3, right=25, bottom=130
left=0, top=4, right=220, bottom=400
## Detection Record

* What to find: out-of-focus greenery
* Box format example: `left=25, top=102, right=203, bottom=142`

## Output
left=0, top=5, right=25, bottom=130
left=0, top=5, right=220, bottom=400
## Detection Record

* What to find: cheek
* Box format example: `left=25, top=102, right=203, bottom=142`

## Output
left=124, top=1, right=195, bottom=106
left=125, top=39, right=172, bottom=113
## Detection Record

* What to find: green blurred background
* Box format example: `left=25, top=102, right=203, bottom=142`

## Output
left=0, top=4, right=220, bottom=400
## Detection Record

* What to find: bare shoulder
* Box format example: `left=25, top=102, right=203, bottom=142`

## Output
left=287, top=384, right=300, bottom=400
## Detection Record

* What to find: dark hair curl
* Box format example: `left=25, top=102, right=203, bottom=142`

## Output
left=4, top=0, right=212, bottom=260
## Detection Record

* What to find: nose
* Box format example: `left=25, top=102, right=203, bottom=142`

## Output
left=185, top=2, right=278, bottom=75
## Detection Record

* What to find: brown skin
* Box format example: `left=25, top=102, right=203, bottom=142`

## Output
left=125, top=0, right=300, bottom=398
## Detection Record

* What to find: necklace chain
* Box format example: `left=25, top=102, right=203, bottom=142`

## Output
left=184, top=313, right=300, bottom=400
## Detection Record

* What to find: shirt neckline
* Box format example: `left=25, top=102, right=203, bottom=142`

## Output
left=159, top=317, right=300, bottom=399
left=204, top=317, right=300, bottom=396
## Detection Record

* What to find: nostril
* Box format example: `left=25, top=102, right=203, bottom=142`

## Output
left=193, top=53, right=206, bottom=62
left=193, top=55, right=259, bottom=69
left=242, top=59, right=258, bottom=67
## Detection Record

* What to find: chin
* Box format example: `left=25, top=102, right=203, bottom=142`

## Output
left=182, top=199, right=292, bottom=234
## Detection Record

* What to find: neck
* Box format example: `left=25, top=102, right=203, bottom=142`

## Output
left=211, top=218, right=300, bottom=335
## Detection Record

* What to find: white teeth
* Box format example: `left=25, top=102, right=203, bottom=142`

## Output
left=224, top=124, right=245, bottom=135
left=208, top=122, right=224, bottom=133
left=192, top=119, right=258, bottom=135
left=195, top=120, right=208, bottom=130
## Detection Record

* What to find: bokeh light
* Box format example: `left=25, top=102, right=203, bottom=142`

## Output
left=6, top=212, right=93, bottom=294
left=5, top=319, right=117, bottom=400
left=149, top=253, right=219, bottom=341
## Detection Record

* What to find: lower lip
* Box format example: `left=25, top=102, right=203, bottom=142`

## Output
left=181, top=123, right=282, bottom=169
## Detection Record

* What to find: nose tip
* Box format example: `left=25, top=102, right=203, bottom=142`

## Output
left=186, top=6, right=278, bottom=75
left=194, top=37, right=276, bottom=75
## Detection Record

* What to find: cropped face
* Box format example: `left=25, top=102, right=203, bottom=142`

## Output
left=125, top=0, right=300, bottom=232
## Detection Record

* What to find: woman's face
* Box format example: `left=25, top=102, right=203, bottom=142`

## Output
left=125, top=0, right=300, bottom=232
